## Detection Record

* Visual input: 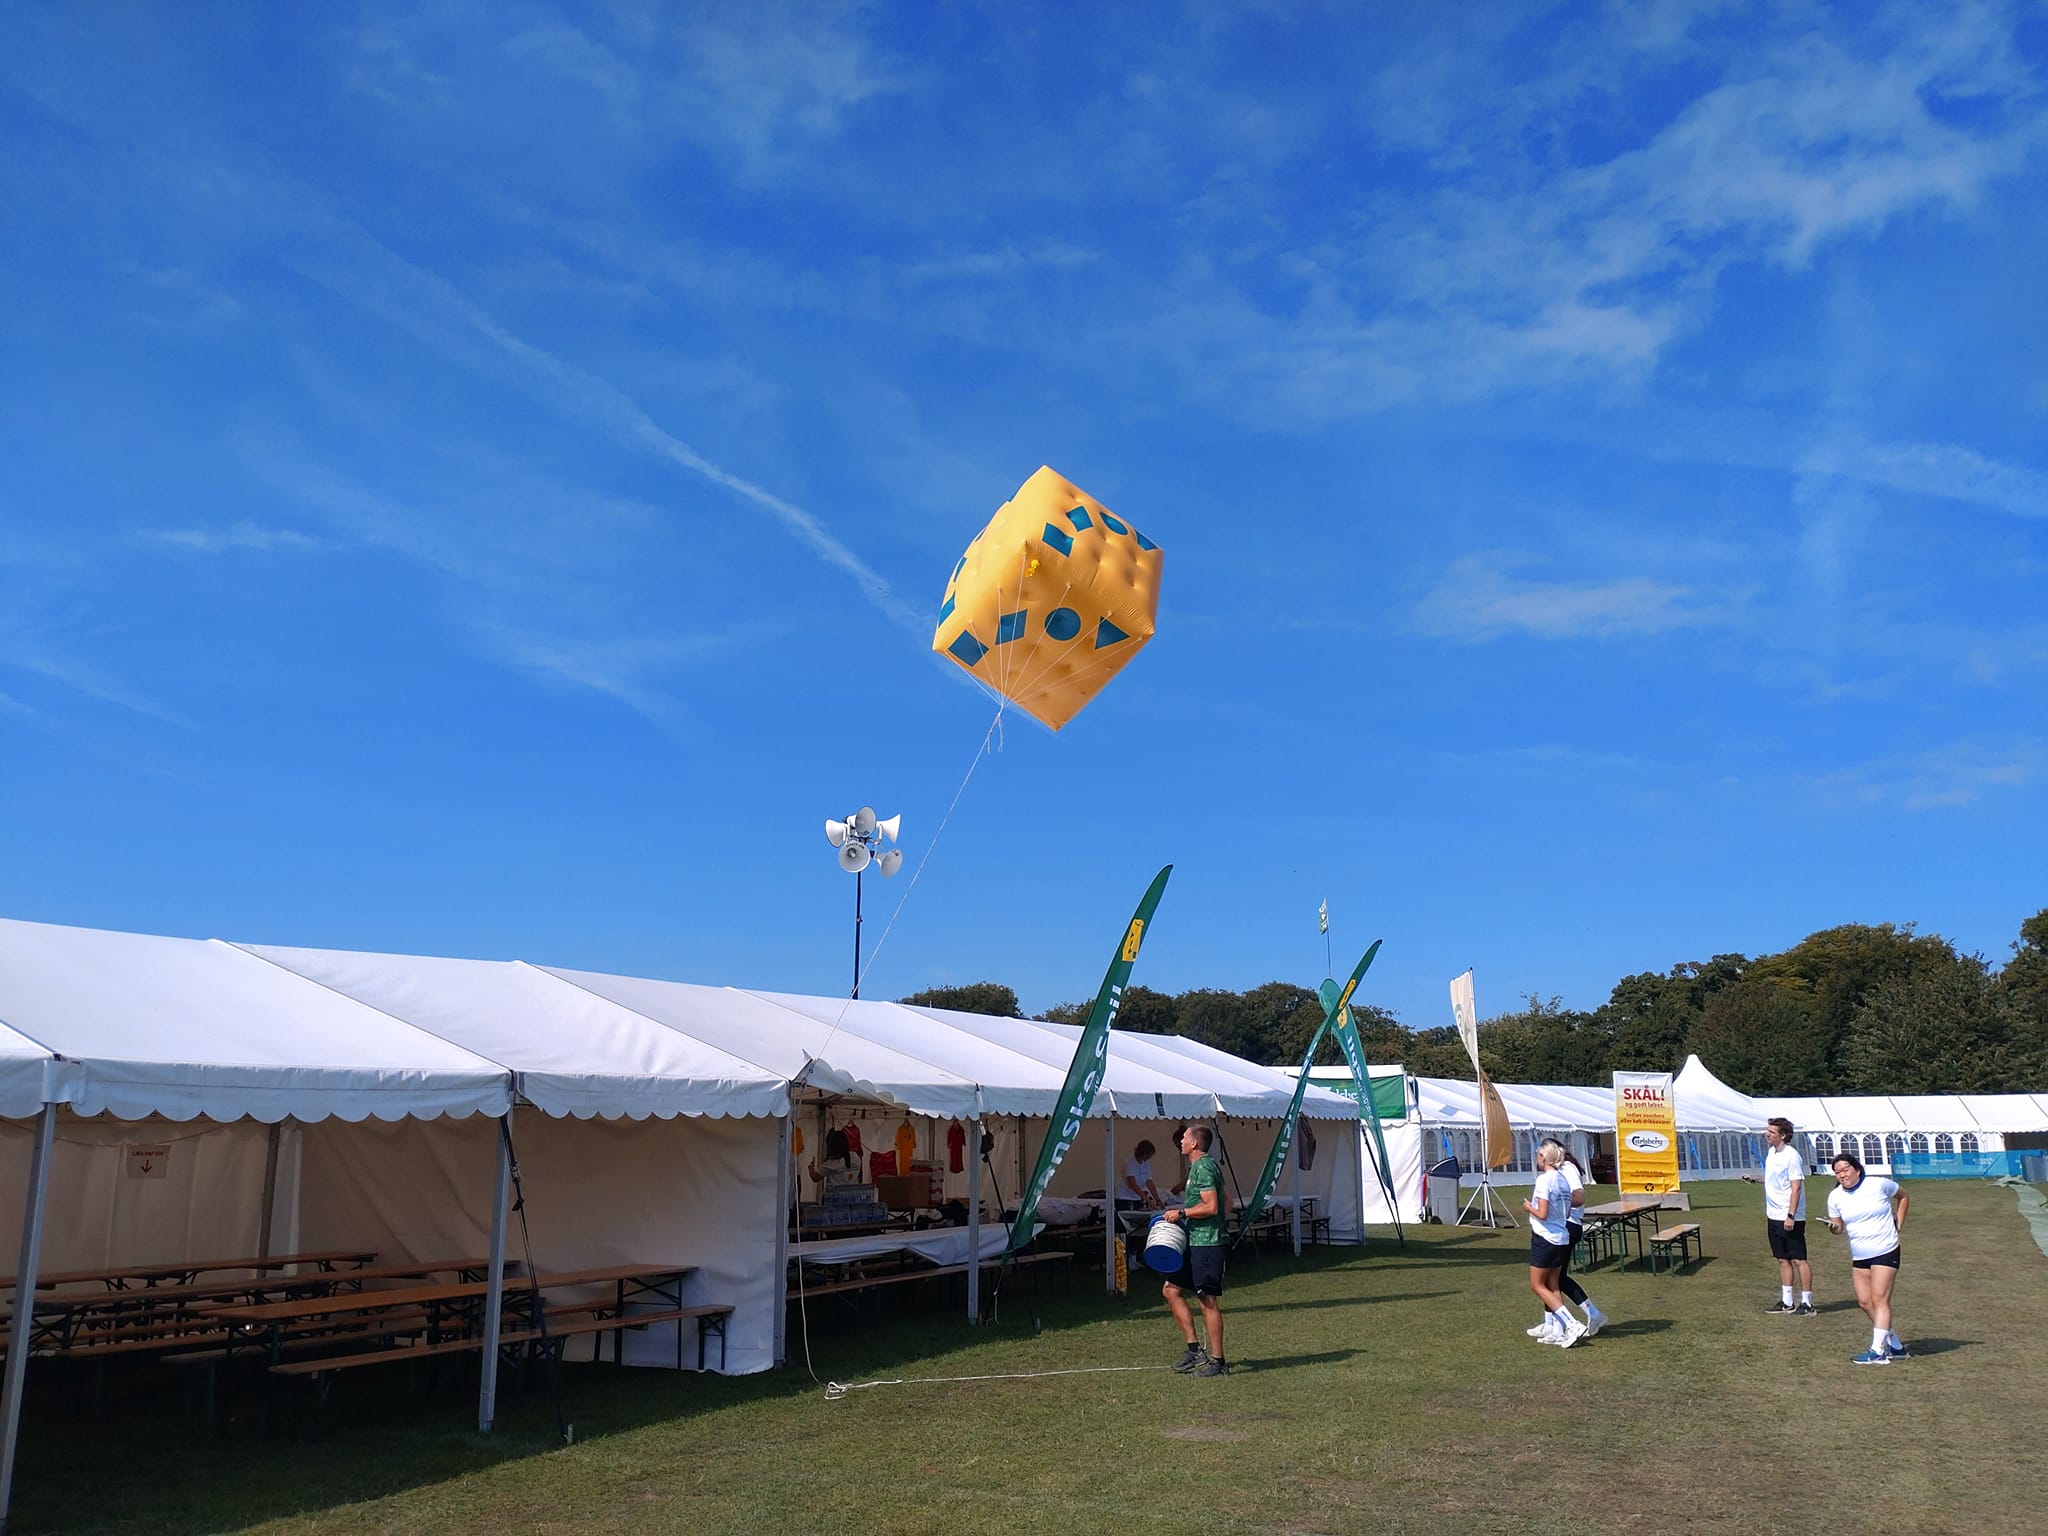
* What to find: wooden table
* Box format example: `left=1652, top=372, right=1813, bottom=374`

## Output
left=1580, top=1196, right=1683, bottom=1271
left=1, top=1249, right=378, bottom=1293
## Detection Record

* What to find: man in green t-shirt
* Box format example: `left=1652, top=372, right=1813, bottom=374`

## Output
left=1163, top=1123, right=1227, bottom=1376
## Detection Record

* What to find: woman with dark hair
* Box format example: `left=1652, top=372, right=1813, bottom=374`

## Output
left=1824, top=1151, right=1910, bottom=1365
left=808, top=1127, right=858, bottom=1191
left=1120, top=1139, right=1162, bottom=1208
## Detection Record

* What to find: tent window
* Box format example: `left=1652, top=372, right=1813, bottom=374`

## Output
left=1934, top=1133, right=1953, bottom=1155
left=1908, top=1133, right=1929, bottom=1155
left=1863, top=1134, right=1884, bottom=1164
left=1884, top=1133, right=1906, bottom=1163
left=1960, top=1133, right=1979, bottom=1154
left=1813, top=1132, right=1833, bottom=1161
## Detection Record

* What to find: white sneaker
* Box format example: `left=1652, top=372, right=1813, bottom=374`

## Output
left=1526, top=1322, right=1553, bottom=1338
left=1581, top=1307, right=1605, bottom=1339
left=1554, top=1317, right=1588, bottom=1348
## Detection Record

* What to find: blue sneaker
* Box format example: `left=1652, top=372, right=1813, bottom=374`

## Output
left=1851, top=1348, right=1889, bottom=1366
left=1885, top=1341, right=1910, bottom=1359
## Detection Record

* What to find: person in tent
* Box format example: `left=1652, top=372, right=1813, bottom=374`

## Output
left=1120, top=1139, right=1162, bottom=1209
left=1522, top=1141, right=1587, bottom=1347
left=1527, top=1138, right=1606, bottom=1342
left=1825, top=1151, right=1910, bottom=1365
left=808, top=1128, right=858, bottom=1192
left=1162, top=1124, right=1228, bottom=1376
left=1742, top=1117, right=1814, bottom=1316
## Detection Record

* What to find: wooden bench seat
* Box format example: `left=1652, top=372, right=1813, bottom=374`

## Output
left=1648, top=1223, right=1704, bottom=1273
left=536, top=1303, right=734, bottom=1371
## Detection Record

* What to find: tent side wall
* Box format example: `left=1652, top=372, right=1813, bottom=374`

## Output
left=297, top=1108, right=782, bottom=1374
left=0, top=1113, right=286, bottom=1276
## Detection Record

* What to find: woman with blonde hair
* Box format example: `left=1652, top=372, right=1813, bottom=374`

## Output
left=1526, top=1137, right=1606, bottom=1342
left=1521, top=1140, right=1587, bottom=1348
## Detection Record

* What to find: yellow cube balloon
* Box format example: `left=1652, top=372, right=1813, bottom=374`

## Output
left=932, top=466, right=1163, bottom=730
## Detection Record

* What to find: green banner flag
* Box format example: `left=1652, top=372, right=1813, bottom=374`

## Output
left=1006, top=865, right=1172, bottom=1255
left=1323, top=970, right=1403, bottom=1243
left=1236, top=941, right=1382, bottom=1239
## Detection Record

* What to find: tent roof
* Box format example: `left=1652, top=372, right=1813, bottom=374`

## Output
left=1118, top=1031, right=1360, bottom=1120
left=0, top=1019, right=65, bottom=1120
left=245, top=946, right=788, bottom=1120
left=1673, top=1054, right=1767, bottom=1131
left=0, top=918, right=511, bottom=1123
left=1884, top=1094, right=1982, bottom=1133
left=901, top=1006, right=1221, bottom=1119
left=1960, top=1094, right=2048, bottom=1132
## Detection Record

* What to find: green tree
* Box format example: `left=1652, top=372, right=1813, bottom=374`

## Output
left=1686, top=978, right=1831, bottom=1093
left=1840, top=954, right=2013, bottom=1092
left=1997, top=909, right=2048, bottom=1083
left=1240, top=980, right=1332, bottom=1065
left=1174, top=988, right=1257, bottom=1060
left=898, top=982, right=1021, bottom=1017
left=1034, top=999, right=1088, bottom=1025
left=1746, top=923, right=1956, bottom=1075
left=1345, top=1003, right=1413, bottom=1064
left=1402, top=1025, right=1475, bottom=1080
left=1481, top=995, right=1610, bottom=1084
left=1598, top=956, right=1747, bottom=1073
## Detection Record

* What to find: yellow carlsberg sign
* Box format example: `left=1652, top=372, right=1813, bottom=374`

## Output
left=1613, top=1071, right=1680, bottom=1193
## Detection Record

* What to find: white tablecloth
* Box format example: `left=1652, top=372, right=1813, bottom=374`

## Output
left=789, top=1222, right=1045, bottom=1267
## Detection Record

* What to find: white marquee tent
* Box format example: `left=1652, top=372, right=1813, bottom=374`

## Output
left=0, top=915, right=1365, bottom=1527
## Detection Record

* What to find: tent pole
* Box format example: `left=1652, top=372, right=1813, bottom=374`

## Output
left=1289, top=1125, right=1302, bottom=1257
left=773, top=1110, right=791, bottom=1365
left=0, top=1103, right=58, bottom=1535
left=1103, top=1111, right=1117, bottom=1294
left=257, top=1119, right=282, bottom=1262
left=966, top=1115, right=983, bottom=1324
left=477, top=1114, right=513, bottom=1434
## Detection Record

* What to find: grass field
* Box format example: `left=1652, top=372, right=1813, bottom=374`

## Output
left=15, top=1179, right=2048, bottom=1535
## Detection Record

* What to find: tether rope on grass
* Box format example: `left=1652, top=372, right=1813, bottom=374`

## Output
left=824, top=1363, right=1169, bottom=1400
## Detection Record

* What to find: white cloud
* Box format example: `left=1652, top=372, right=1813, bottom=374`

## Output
left=1415, top=553, right=1739, bottom=642
left=1810, top=738, right=2046, bottom=811
left=139, top=523, right=333, bottom=553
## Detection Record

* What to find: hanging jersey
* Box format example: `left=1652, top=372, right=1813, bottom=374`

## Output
left=947, top=1120, right=966, bottom=1173
left=895, top=1121, right=917, bottom=1174
left=841, top=1121, right=864, bottom=1158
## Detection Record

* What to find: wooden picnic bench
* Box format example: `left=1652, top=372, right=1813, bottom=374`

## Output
left=1, top=1249, right=378, bottom=1293
left=1648, top=1223, right=1704, bottom=1273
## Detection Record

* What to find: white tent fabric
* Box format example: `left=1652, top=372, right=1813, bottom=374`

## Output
left=1885, top=1094, right=1983, bottom=1133
left=1960, top=1094, right=2048, bottom=1132
left=1122, top=1032, right=1360, bottom=1120
left=0, top=1024, right=62, bottom=1121
left=903, top=1007, right=1220, bottom=1120
left=543, top=970, right=987, bottom=1120
left=1819, top=1096, right=1908, bottom=1133
left=244, top=946, right=787, bottom=1120
left=1674, top=1054, right=1768, bottom=1131
left=0, top=918, right=512, bottom=1123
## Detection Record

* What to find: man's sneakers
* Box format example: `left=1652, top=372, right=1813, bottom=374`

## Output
left=1196, top=1355, right=1229, bottom=1377
left=1580, top=1305, right=1607, bottom=1339
left=1851, top=1347, right=1890, bottom=1366
left=1552, top=1317, right=1589, bottom=1349
left=1792, top=1301, right=1817, bottom=1317
left=1172, top=1343, right=1208, bottom=1373
left=1526, top=1321, right=1556, bottom=1339
left=1765, top=1299, right=1797, bottom=1314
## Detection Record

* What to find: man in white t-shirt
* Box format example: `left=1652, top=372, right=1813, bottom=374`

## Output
left=1741, top=1117, right=1813, bottom=1316
left=1119, top=1139, right=1162, bottom=1208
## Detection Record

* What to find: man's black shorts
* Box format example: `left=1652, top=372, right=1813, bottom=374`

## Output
left=1766, top=1219, right=1808, bottom=1261
left=1185, top=1244, right=1225, bottom=1297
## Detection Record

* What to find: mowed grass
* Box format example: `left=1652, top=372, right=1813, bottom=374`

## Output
left=16, top=1179, right=2048, bottom=1535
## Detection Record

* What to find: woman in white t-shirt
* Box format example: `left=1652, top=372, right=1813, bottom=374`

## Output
left=1527, top=1138, right=1606, bottom=1341
left=1119, top=1140, right=1162, bottom=1208
left=1824, top=1150, right=1910, bottom=1365
left=1520, top=1142, right=1587, bottom=1347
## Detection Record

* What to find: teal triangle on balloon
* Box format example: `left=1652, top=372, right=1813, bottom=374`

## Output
left=1094, top=617, right=1129, bottom=649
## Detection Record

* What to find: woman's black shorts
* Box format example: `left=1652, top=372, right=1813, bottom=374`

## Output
left=1851, top=1246, right=1901, bottom=1270
left=1529, top=1236, right=1573, bottom=1269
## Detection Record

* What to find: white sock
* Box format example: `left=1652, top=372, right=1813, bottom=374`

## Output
left=1581, top=1299, right=1601, bottom=1319
left=1871, top=1326, right=1887, bottom=1351
left=1552, top=1308, right=1576, bottom=1332
left=1800, top=1291, right=1812, bottom=1305
left=1781, top=1285, right=1794, bottom=1305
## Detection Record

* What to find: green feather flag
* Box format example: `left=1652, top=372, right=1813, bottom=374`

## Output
left=1006, top=866, right=1172, bottom=1255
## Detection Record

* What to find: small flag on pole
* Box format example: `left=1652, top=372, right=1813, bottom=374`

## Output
left=1317, top=899, right=1329, bottom=935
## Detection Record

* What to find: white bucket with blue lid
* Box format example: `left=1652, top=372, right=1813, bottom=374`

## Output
left=1143, top=1214, right=1188, bottom=1274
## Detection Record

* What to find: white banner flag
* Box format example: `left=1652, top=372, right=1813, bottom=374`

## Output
left=1450, top=969, right=1480, bottom=1076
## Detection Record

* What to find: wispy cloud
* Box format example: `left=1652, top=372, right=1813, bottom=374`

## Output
left=1809, top=737, right=2047, bottom=811
left=138, top=523, right=334, bottom=554
left=1415, top=554, right=1741, bottom=642
left=0, top=630, right=193, bottom=729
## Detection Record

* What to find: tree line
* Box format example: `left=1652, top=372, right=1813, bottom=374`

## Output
left=898, top=908, right=2048, bottom=1097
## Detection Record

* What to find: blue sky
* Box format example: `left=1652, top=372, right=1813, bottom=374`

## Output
left=3, top=2, right=2045, bottom=1037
